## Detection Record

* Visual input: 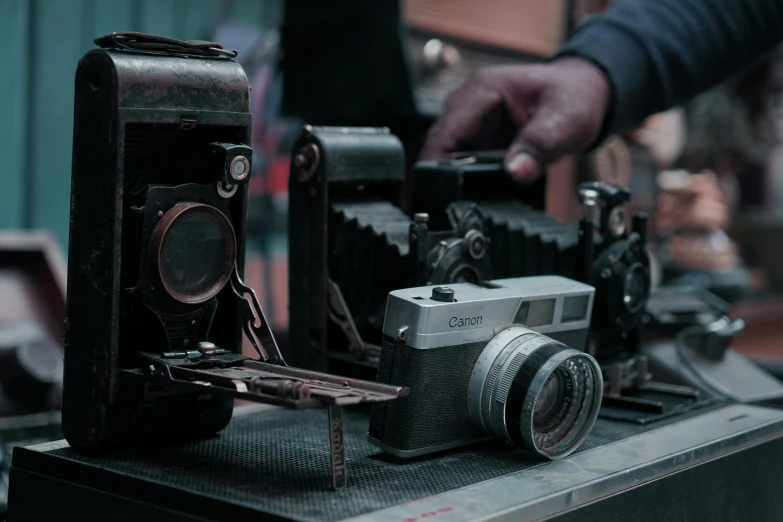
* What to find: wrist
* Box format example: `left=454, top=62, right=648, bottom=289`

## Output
left=550, top=55, right=612, bottom=122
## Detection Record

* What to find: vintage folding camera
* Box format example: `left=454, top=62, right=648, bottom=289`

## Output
left=288, top=126, right=498, bottom=377
left=368, top=276, right=603, bottom=459
left=414, top=156, right=652, bottom=362
left=63, top=33, right=405, bottom=489
left=418, top=163, right=674, bottom=412
left=289, top=129, right=654, bottom=388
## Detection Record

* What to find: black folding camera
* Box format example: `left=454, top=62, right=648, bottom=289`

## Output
left=289, top=129, right=650, bottom=373
left=288, top=128, right=540, bottom=377
left=63, top=33, right=404, bottom=489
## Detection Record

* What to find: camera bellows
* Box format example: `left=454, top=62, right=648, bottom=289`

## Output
left=479, top=201, right=579, bottom=279
left=329, top=202, right=410, bottom=333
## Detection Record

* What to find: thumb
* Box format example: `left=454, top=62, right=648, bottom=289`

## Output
left=503, top=103, right=586, bottom=184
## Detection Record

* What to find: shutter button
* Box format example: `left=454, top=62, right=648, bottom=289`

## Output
left=431, top=286, right=455, bottom=302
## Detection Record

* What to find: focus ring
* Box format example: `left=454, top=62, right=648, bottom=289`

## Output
left=503, top=343, right=565, bottom=450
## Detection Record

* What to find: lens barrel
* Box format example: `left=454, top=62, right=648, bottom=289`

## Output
left=467, top=327, right=602, bottom=459
left=150, top=203, right=237, bottom=304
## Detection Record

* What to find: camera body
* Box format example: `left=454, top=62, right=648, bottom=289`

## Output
left=64, top=47, right=253, bottom=450
left=64, top=41, right=405, bottom=492
left=439, top=178, right=651, bottom=362
left=288, top=127, right=497, bottom=376
left=288, top=126, right=407, bottom=374
left=369, top=276, right=602, bottom=459
left=411, top=152, right=546, bottom=231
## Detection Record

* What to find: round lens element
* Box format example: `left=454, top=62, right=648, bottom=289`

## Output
left=230, top=155, right=250, bottom=181
left=533, top=369, right=566, bottom=427
left=623, top=262, right=647, bottom=313
left=468, top=327, right=603, bottom=460
left=151, top=203, right=236, bottom=304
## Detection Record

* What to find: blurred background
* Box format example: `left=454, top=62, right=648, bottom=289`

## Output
left=2, top=0, right=783, bottom=344
left=1, top=2, right=783, bottom=498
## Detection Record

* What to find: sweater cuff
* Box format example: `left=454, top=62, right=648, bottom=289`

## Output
left=553, top=20, right=653, bottom=147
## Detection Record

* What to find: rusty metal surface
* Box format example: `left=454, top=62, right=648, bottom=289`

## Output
left=65, top=42, right=252, bottom=452
left=82, top=49, right=250, bottom=112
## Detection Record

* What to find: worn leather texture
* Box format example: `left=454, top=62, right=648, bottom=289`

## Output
left=370, top=335, right=485, bottom=451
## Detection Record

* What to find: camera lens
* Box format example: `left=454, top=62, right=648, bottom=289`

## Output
left=533, top=370, right=565, bottom=427
left=623, top=262, right=647, bottom=313
left=467, top=327, right=602, bottom=460
left=151, top=203, right=237, bottom=304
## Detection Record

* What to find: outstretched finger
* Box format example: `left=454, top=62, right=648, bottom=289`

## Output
left=420, top=84, right=504, bottom=160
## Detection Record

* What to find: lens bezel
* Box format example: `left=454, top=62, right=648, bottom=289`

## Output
left=467, top=326, right=603, bottom=460
left=149, top=202, right=237, bottom=304
left=506, top=350, right=601, bottom=459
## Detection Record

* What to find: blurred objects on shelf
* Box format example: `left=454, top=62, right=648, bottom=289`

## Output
left=643, top=285, right=783, bottom=404
left=730, top=294, right=783, bottom=360
left=588, top=109, right=751, bottom=302
left=655, top=170, right=749, bottom=303
left=0, top=231, right=65, bottom=339
left=732, top=210, right=783, bottom=294
left=0, top=321, right=62, bottom=417
left=404, top=0, right=567, bottom=56
left=403, top=0, right=570, bottom=116
left=0, top=231, right=66, bottom=516
left=678, top=52, right=783, bottom=210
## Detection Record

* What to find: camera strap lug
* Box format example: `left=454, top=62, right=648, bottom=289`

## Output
left=326, top=280, right=381, bottom=362
left=229, top=264, right=284, bottom=365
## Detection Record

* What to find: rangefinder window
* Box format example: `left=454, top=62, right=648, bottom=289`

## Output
left=562, top=295, right=590, bottom=322
left=526, top=298, right=556, bottom=327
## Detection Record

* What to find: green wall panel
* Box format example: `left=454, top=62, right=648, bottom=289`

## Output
left=1, top=0, right=282, bottom=248
left=0, top=0, right=30, bottom=229
left=179, top=0, right=223, bottom=41
left=92, top=0, right=136, bottom=35
left=141, top=0, right=176, bottom=36
left=28, top=0, right=91, bottom=246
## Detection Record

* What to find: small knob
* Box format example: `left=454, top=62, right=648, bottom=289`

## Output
left=414, top=213, right=430, bottom=225
left=229, top=155, right=250, bottom=181
left=431, top=286, right=455, bottom=302
left=463, top=229, right=487, bottom=260
left=197, top=341, right=217, bottom=358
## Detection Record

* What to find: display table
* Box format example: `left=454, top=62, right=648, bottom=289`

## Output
left=6, top=402, right=783, bottom=522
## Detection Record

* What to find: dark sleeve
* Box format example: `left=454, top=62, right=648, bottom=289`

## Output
left=557, top=0, right=783, bottom=139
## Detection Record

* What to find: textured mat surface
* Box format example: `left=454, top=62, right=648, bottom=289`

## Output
left=34, top=404, right=720, bottom=521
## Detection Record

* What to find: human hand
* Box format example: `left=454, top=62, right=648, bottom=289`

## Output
left=420, top=57, right=611, bottom=184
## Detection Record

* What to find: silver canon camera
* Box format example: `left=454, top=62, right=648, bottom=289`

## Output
left=368, top=276, right=603, bottom=460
